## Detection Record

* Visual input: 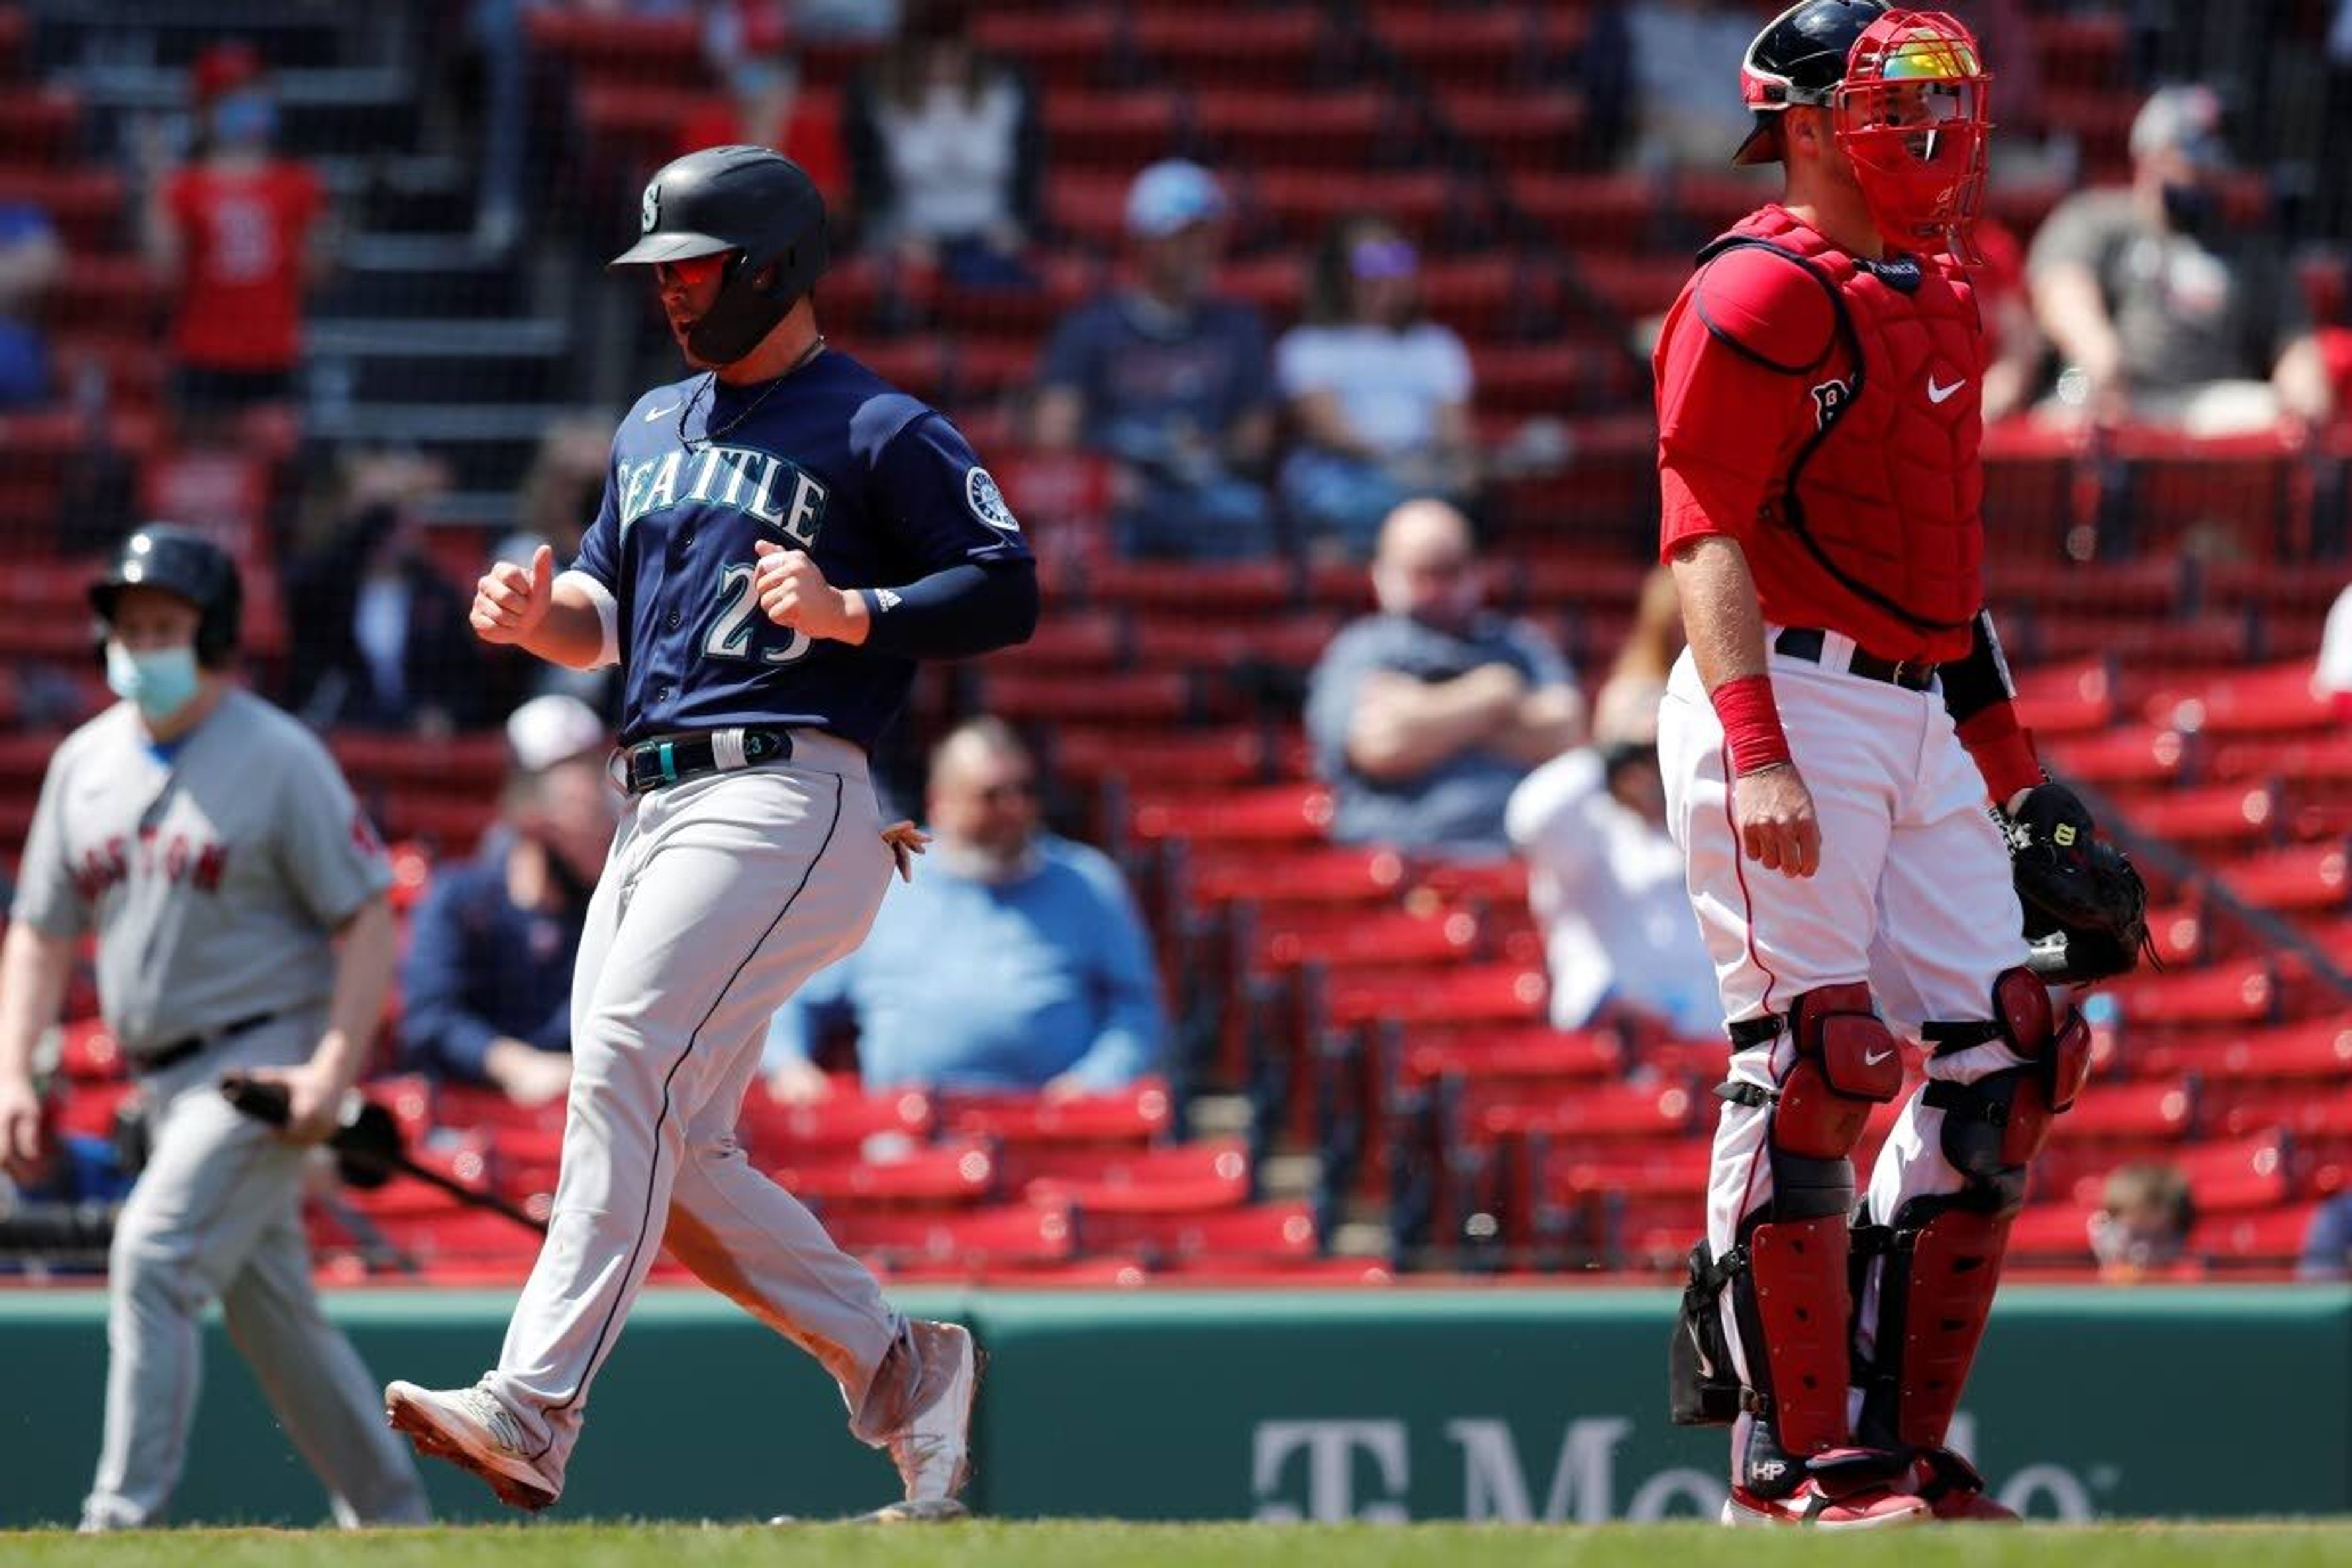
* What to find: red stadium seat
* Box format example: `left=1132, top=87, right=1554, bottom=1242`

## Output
left=1179, top=843, right=1408, bottom=911
left=1512, top=173, right=1660, bottom=252
left=2111, top=782, right=2279, bottom=853
left=1056, top=725, right=1283, bottom=790
left=1129, top=783, right=1333, bottom=846
left=1039, top=90, right=1186, bottom=172
left=984, top=669, right=1195, bottom=728
left=2144, top=663, right=2334, bottom=739
left=1439, top=92, right=1587, bottom=175
left=2108, top=959, right=2280, bottom=1028
left=990, top=608, right=1124, bottom=675
left=1245, top=904, right=1478, bottom=973
left=1196, top=88, right=1396, bottom=170
left=1085, top=559, right=1298, bottom=615
left=2007, top=1201, right=2098, bottom=1262
left=1371, top=5, right=1531, bottom=88
left=1322, top=962, right=1548, bottom=1031
left=1132, top=8, right=1326, bottom=85
left=1078, top=1200, right=1318, bottom=1261
left=2052, top=1077, right=2195, bottom=1142
left=737, top=1086, right=937, bottom=1154
left=940, top=1080, right=1174, bottom=1147
left=971, top=9, right=1122, bottom=89
left=1472, top=1081, right=1703, bottom=1142
left=1249, top=172, right=1456, bottom=246
left=2218, top=843, right=2348, bottom=916
left=2046, top=726, right=2188, bottom=790
left=771, top=1141, right=997, bottom=1208
left=2062, top=1131, right=2290, bottom=1215
left=825, top=1202, right=1079, bottom=1267
left=2192, top=1202, right=2320, bottom=1267
left=1019, top=1139, right=1252, bottom=1214
left=1401, top=1029, right=1624, bottom=1090
left=2207, top=736, right=2352, bottom=787
left=1128, top=614, right=1341, bottom=673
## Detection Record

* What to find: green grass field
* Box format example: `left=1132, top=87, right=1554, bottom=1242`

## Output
left=4, top=1522, right=2350, bottom=1568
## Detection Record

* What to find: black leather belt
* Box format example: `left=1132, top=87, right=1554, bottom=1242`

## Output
left=139, top=1011, right=279, bottom=1075
left=620, top=726, right=794, bottom=796
left=1773, top=627, right=1938, bottom=692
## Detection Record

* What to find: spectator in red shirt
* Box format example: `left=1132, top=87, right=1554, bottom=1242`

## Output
left=676, top=2, right=848, bottom=205
left=141, top=45, right=334, bottom=432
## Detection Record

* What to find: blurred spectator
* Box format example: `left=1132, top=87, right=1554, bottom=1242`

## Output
left=1031, top=161, right=1278, bottom=559
left=397, top=696, right=616, bottom=1108
left=677, top=4, right=849, bottom=202
left=1507, top=699, right=1719, bottom=1039
left=1276, top=215, right=1478, bottom=559
left=2319, top=581, right=2352, bottom=718
left=842, top=0, right=1041, bottom=286
left=0, top=201, right=60, bottom=409
left=140, top=43, right=334, bottom=434
left=1306, top=500, right=1584, bottom=858
left=284, top=451, right=482, bottom=733
left=2029, top=86, right=2334, bottom=435
left=519, top=414, right=614, bottom=563
left=2299, top=1189, right=2352, bottom=1280
left=764, top=718, right=1164, bottom=1101
left=2088, top=1162, right=2199, bottom=1283
left=462, top=1, right=530, bottom=253
left=1597, top=0, right=1760, bottom=172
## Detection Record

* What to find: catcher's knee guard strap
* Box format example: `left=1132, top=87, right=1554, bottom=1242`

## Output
left=1716, top=985, right=1904, bottom=1464
left=1923, top=966, right=2091, bottom=1174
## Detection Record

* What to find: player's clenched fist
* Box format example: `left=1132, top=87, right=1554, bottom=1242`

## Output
left=472, top=543, right=555, bottom=646
left=1733, top=761, right=1822, bottom=880
left=753, top=539, right=869, bottom=645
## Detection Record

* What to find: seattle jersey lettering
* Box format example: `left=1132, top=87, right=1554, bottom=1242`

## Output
left=615, top=443, right=828, bottom=548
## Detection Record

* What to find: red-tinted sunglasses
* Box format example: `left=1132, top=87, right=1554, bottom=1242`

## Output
left=653, top=252, right=732, bottom=290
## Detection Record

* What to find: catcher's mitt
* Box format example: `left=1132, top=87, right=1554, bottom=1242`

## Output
left=2000, top=782, right=2150, bottom=984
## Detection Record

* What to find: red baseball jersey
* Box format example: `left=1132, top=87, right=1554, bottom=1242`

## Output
left=1654, top=205, right=1990, bottom=666
left=164, top=161, right=325, bottom=372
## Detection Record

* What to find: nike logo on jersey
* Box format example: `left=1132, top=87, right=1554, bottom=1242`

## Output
left=645, top=403, right=681, bottom=422
left=1928, top=375, right=1966, bottom=405
left=1864, top=1048, right=1895, bottom=1066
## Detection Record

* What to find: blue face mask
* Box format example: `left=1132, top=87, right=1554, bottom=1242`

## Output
left=106, top=643, right=203, bottom=723
left=211, top=91, right=277, bottom=148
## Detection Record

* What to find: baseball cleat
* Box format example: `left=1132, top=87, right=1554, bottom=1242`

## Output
left=385, top=1379, right=559, bottom=1513
left=866, top=1319, right=982, bottom=1522
left=1722, top=1480, right=1930, bottom=1529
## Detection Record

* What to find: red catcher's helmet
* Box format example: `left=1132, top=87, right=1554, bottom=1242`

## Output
left=1733, top=1, right=1993, bottom=262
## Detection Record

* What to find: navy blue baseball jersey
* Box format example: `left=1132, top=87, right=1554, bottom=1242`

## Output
left=573, top=349, right=1036, bottom=749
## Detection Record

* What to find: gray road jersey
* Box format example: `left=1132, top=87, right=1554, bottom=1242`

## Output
left=10, top=690, right=391, bottom=1057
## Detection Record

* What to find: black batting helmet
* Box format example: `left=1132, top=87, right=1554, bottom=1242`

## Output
left=1733, top=0, right=1893, bottom=166
left=89, top=523, right=243, bottom=666
left=609, top=145, right=830, bottom=366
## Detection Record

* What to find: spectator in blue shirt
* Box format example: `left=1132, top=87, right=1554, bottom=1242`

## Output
left=0, top=201, right=61, bottom=409
left=1030, top=160, right=1278, bottom=559
left=397, top=695, right=617, bottom=1107
left=764, top=717, right=1164, bottom=1101
left=2300, top=1191, right=2352, bottom=1280
left=1306, top=499, right=1585, bottom=857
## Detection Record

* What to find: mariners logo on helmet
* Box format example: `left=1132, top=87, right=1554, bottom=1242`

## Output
left=965, top=468, right=1020, bottom=533
left=641, top=178, right=660, bottom=235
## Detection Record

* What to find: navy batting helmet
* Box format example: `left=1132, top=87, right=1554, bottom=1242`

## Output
left=89, top=524, right=243, bottom=666
left=609, top=145, right=830, bottom=366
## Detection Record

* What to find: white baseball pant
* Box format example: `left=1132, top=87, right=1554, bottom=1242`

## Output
left=478, top=733, right=905, bottom=1494
left=1657, top=633, right=2035, bottom=1387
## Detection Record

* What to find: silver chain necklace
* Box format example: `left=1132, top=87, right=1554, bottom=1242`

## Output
left=678, top=334, right=827, bottom=451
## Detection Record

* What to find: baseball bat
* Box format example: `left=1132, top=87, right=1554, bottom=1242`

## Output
left=219, top=1073, right=549, bottom=1235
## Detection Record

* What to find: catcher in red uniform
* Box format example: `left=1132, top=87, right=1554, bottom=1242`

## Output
left=1653, top=0, right=2143, bottom=1529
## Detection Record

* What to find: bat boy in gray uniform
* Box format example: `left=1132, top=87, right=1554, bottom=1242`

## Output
left=0, top=526, right=429, bottom=1531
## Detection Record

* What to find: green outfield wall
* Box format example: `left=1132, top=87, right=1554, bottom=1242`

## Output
left=0, top=1284, right=2343, bottom=1526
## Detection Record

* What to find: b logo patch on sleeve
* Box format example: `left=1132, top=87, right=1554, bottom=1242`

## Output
left=965, top=467, right=1020, bottom=533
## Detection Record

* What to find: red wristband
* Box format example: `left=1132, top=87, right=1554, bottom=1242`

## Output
left=1957, top=703, right=2043, bottom=803
left=1711, top=674, right=1792, bottom=776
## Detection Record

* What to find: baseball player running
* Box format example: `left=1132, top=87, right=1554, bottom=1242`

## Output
left=1653, top=2, right=2130, bottom=1528
left=0, top=526, right=430, bottom=1531
left=382, top=146, right=1037, bottom=1522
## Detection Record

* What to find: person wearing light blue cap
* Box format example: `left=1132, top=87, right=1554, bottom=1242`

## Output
left=1031, top=160, right=1280, bottom=559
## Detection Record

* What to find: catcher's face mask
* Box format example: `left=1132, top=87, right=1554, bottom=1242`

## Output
left=1833, top=12, right=1993, bottom=262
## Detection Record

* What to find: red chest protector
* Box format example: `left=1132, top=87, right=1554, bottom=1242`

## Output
left=1702, top=207, right=1988, bottom=661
